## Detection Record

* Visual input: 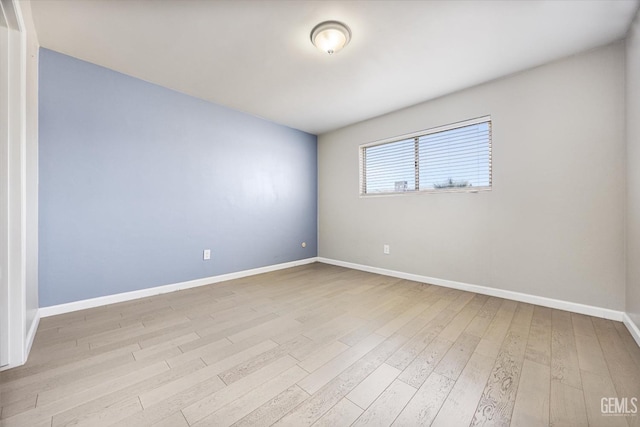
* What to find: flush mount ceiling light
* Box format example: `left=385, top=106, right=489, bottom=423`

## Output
left=310, top=20, right=351, bottom=55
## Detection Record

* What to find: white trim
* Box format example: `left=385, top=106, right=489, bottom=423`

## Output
left=39, top=257, right=318, bottom=318
left=317, top=257, right=624, bottom=322
left=0, top=19, right=10, bottom=369
left=24, top=310, right=38, bottom=356
left=0, top=310, right=36, bottom=372
left=623, top=313, right=640, bottom=348
left=0, top=0, right=28, bottom=371
left=358, top=186, right=491, bottom=198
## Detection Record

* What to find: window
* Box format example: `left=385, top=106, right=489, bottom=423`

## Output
left=360, top=116, right=491, bottom=195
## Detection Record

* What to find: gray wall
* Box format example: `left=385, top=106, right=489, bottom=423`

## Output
left=319, top=42, right=626, bottom=311
left=39, top=48, right=317, bottom=307
left=627, top=10, right=640, bottom=329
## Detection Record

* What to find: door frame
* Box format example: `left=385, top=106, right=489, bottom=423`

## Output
left=0, top=0, right=27, bottom=370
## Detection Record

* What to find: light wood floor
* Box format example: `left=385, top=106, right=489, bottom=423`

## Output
left=1, top=263, right=639, bottom=427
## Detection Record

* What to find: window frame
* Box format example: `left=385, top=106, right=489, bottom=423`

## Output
left=359, top=116, right=492, bottom=197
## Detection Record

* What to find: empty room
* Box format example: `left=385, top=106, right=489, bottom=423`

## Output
left=2, top=0, right=640, bottom=426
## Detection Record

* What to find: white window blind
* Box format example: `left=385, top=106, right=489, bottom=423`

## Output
left=360, top=117, right=491, bottom=195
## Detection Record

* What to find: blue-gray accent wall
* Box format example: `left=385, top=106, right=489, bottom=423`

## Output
left=39, top=48, right=317, bottom=307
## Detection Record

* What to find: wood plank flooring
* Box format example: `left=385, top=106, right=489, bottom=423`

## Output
left=1, top=263, right=639, bottom=426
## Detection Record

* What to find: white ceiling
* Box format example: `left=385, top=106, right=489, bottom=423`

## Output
left=30, top=0, right=639, bottom=135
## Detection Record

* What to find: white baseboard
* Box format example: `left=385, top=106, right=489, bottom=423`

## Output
left=25, top=310, right=40, bottom=357
left=623, top=313, right=640, bottom=348
left=317, top=257, right=625, bottom=322
left=0, top=311, right=40, bottom=372
left=39, top=257, right=318, bottom=318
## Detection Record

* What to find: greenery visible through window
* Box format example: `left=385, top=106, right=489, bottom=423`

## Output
left=360, top=117, right=491, bottom=195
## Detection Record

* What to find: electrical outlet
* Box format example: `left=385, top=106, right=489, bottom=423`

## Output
left=383, top=244, right=390, bottom=255
left=203, top=249, right=211, bottom=260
